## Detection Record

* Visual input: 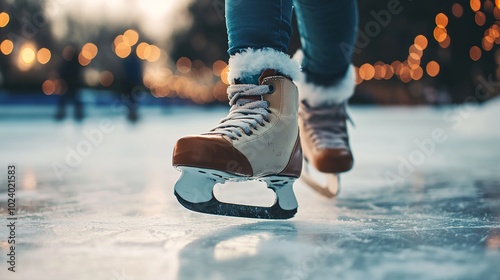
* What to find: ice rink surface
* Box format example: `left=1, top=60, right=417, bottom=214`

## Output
left=1, top=102, right=499, bottom=280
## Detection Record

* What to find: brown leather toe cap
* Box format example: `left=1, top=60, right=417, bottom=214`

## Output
left=312, top=148, right=354, bottom=173
left=172, top=135, right=253, bottom=176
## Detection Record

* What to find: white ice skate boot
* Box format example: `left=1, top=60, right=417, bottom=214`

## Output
left=172, top=49, right=302, bottom=219
left=297, top=65, right=356, bottom=198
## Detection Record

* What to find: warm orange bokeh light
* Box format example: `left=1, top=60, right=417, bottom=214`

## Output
left=426, top=61, right=440, bottom=77
left=212, top=60, right=227, bottom=76
left=146, top=45, right=161, bottom=62
left=435, top=13, right=448, bottom=28
left=409, top=44, right=423, bottom=59
left=410, top=66, right=423, bottom=80
left=136, top=42, right=150, bottom=60
left=452, top=3, right=464, bottom=17
left=115, top=42, right=132, bottom=58
left=470, top=0, right=481, bottom=12
left=399, top=66, right=411, bottom=83
left=114, top=35, right=128, bottom=47
left=391, top=61, right=403, bottom=74
left=37, top=48, right=51, bottom=64
left=383, top=64, right=394, bottom=80
left=78, top=53, right=91, bottom=66
left=0, top=12, right=9, bottom=28
left=0, top=39, right=13, bottom=55
left=483, top=37, right=494, bottom=51
left=374, top=62, right=384, bottom=80
left=42, top=79, right=56, bottom=95
left=82, top=43, right=98, bottom=60
left=470, top=46, right=482, bottom=61
left=359, top=63, right=375, bottom=80
left=496, top=0, right=500, bottom=9
left=124, top=29, right=139, bottom=46
left=414, top=35, right=428, bottom=50
left=177, top=57, right=192, bottom=73
left=433, top=27, right=447, bottom=42
left=221, top=66, right=230, bottom=84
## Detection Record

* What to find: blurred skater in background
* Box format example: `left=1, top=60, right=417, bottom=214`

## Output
left=54, top=45, right=84, bottom=121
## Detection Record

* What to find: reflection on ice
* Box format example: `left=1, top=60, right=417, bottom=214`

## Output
left=214, top=233, right=272, bottom=261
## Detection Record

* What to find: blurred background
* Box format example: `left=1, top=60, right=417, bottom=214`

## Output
left=0, top=0, right=499, bottom=120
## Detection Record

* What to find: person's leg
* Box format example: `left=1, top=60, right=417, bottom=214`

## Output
left=294, top=0, right=358, bottom=193
left=293, top=0, right=358, bottom=88
left=225, top=0, right=299, bottom=84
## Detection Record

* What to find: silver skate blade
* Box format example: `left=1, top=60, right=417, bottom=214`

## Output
left=300, top=161, right=340, bottom=198
left=173, top=167, right=298, bottom=220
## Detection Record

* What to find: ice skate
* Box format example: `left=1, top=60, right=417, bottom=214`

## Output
left=172, top=49, right=302, bottom=219
left=297, top=65, right=356, bottom=198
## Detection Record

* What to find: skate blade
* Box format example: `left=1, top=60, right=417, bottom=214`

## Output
left=173, top=166, right=298, bottom=220
left=300, top=160, right=340, bottom=198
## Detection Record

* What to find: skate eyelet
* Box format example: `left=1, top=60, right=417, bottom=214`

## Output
left=268, top=84, right=275, bottom=94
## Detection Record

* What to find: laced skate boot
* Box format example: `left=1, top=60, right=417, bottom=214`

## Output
left=172, top=50, right=302, bottom=219
left=296, top=63, right=356, bottom=198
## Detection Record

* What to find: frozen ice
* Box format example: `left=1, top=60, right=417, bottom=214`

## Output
left=0, top=104, right=499, bottom=280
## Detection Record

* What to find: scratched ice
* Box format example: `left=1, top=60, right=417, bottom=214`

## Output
left=0, top=101, right=499, bottom=280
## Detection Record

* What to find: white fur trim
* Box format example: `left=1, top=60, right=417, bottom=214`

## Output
left=293, top=50, right=356, bottom=106
left=228, top=48, right=300, bottom=83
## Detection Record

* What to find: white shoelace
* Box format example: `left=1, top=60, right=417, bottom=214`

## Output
left=205, top=84, right=274, bottom=140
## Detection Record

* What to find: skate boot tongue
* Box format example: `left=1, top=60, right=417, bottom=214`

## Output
left=232, top=69, right=283, bottom=104
left=205, top=71, right=278, bottom=140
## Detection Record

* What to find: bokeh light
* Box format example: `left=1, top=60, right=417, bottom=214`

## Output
left=82, top=43, right=98, bottom=60
left=470, top=46, right=482, bottom=61
left=99, top=71, right=114, bottom=87
left=42, top=79, right=56, bottom=95
left=414, top=35, right=428, bottom=50
left=124, top=29, right=139, bottom=46
left=399, top=65, right=412, bottom=83
left=21, top=47, right=36, bottom=64
left=426, top=61, right=440, bottom=77
left=470, top=0, right=481, bottom=12
left=18, top=45, right=37, bottom=70
left=146, top=45, right=161, bottom=62
left=78, top=53, right=91, bottom=66
left=136, top=42, right=150, bottom=60
left=212, top=60, right=227, bottom=76
left=37, top=48, right=51, bottom=64
left=435, top=13, right=448, bottom=28
left=115, top=42, right=132, bottom=58
left=221, top=66, right=229, bottom=84
left=0, top=39, right=13, bottom=55
left=433, top=27, right=447, bottom=42
left=410, top=66, right=423, bottom=80
left=359, top=63, right=375, bottom=80
left=176, top=57, right=192, bottom=73
left=475, top=11, right=486, bottom=26
left=0, top=12, right=9, bottom=27
left=452, top=3, right=464, bottom=17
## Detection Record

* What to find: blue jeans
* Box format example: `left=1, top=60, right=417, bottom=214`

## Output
left=226, top=0, right=358, bottom=86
